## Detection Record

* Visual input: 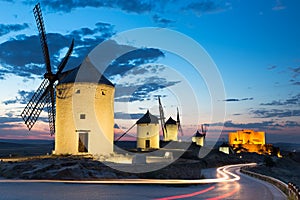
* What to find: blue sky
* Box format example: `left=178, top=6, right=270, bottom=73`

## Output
left=0, top=0, right=299, bottom=143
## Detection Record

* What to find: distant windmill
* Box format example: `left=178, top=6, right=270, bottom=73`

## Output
left=158, top=96, right=166, bottom=138
left=21, top=3, right=74, bottom=135
left=200, top=124, right=208, bottom=137
left=177, top=107, right=183, bottom=136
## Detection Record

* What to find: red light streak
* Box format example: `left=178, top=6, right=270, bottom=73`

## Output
left=205, top=183, right=239, bottom=200
left=154, top=186, right=215, bottom=200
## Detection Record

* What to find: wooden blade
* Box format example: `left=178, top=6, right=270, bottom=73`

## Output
left=158, top=96, right=166, bottom=137
left=177, top=107, right=183, bottom=136
left=21, top=78, right=50, bottom=130
left=33, top=3, right=52, bottom=74
left=56, top=39, right=74, bottom=76
left=177, top=107, right=180, bottom=123
left=46, top=87, right=56, bottom=135
left=115, top=123, right=136, bottom=141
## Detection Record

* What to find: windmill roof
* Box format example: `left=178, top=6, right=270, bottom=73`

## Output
left=165, top=117, right=177, bottom=125
left=59, top=57, right=114, bottom=86
left=194, top=130, right=204, bottom=137
left=136, top=110, right=159, bottom=124
left=220, top=142, right=230, bottom=147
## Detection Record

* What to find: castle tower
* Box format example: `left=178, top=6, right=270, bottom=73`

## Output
left=228, top=129, right=265, bottom=145
left=136, top=110, right=159, bottom=149
left=164, top=117, right=178, bottom=141
left=54, top=57, right=115, bottom=155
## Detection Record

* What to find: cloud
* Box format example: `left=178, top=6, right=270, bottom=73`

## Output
left=292, top=81, right=300, bottom=86
left=21, top=1, right=234, bottom=20
left=267, top=65, right=277, bottom=70
left=272, top=0, right=286, bottom=11
left=183, top=0, right=231, bottom=16
left=109, top=60, right=180, bottom=102
left=0, top=23, right=29, bottom=37
left=152, top=14, right=174, bottom=27
left=260, top=94, right=300, bottom=106
left=224, top=120, right=279, bottom=130
left=0, top=22, right=115, bottom=79
left=23, top=0, right=153, bottom=14
left=115, top=77, right=181, bottom=102
left=210, top=120, right=300, bottom=131
left=0, top=116, right=22, bottom=124
left=0, top=116, right=24, bottom=129
left=290, top=66, right=300, bottom=78
left=2, top=90, right=35, bottom=105
left=114, top=112, right=144, bottom=120
left=288, top=67, right=300, bottom=86
left=251, top=108, right=300, bottom=118
left=104, top=48, right=165, bottom=77
left=223, top=97, right=254, bottom=102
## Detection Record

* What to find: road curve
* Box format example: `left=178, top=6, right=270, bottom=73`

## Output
left=0, top=163, right=286, bottom=199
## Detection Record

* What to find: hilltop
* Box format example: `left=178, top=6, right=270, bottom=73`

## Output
left=0, top=139, right=298, bottom=182
left=248, top=151, right=300, bottom=186
left=0, top=140, right=260, bottom=180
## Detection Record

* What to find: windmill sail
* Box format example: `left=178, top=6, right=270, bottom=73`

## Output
left=21, top=79, right=50, bottom=130
left=47, top=87, right=56, bottom=135
left=57, top=39, right=74, bottom=75
left=158, top=96, right=166, bottom=138
left=177, top=107, right=183, bottom=136
left=33, top=3, right=51, bottom=74
left=21, top=3, right=74, bottom=135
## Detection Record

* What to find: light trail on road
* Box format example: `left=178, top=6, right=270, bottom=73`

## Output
left=0, top=162, right=286, bottom=200
left=154, top=186, right=215, bottom=200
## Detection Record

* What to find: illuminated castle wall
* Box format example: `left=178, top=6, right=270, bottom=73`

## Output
left=228, top=129, right=266, bottom=153
left=136, top=110, right=159, bottom=149
left=54, top=58, right=115, bottom=155
left=229, top=129, right=265, bottom=145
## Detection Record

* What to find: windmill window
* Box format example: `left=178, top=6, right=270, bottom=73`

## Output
left=101, top=89, right=106, bottom=95
left=147, top=132, right=149, bottom=135
left=76, top=89, right=80, bottom=94
left=80, top=114, right=86, bottom=119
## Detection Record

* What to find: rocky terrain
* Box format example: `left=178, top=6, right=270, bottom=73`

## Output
left=0, top=140, right=268, bottom=180
left=0, top=149, right=253, bottom=180
left=248, top=152, right=300, bottom=186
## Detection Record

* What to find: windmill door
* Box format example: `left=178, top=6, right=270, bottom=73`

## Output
left=78, top=132, right=88, bottom=152
left=145, top=140, right=150, bottom=148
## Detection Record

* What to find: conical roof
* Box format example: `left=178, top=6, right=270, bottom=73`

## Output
left=59, top=57, right=114, bottom=86
left=165, top=117, right=177, bottom=125
left=194, top=130, right=204, bottom=137
left=220, top=142, right=230, bottom=147
left=136, top=110, right=159, bottom=124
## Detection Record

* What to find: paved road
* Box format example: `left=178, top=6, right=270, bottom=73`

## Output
left=199, top=165, right=286, bottom=200
left=0, top=163, right=286, bottom=199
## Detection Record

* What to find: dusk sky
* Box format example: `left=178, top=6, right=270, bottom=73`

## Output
left=0, top=0, right=299, bottom=144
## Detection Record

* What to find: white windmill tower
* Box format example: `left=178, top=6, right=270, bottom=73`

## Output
left=159, top=97, right=183, bottom=141
left=192, top=124, right=207, bottom=146
left=21, top=3, right=115, bottom=155
left=164, top=117, right=178, bottom=141
left=136, top=110, right=160, bottom=149
left=55, top=57, right=115, bottom=155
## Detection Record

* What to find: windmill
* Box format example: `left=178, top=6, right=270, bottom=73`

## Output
left=177, top=107, right=183, bottom=136
left=21, top=3, right=74, bottom=136
left=200, top=124, right=208, bottom=137
left=158, top=96, right=166, bottom=138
